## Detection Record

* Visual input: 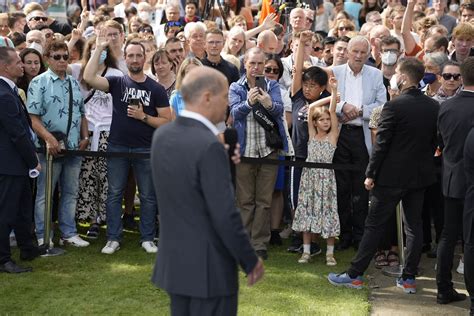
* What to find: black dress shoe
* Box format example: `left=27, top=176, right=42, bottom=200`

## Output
left=256, top=250, right=268, bottom=260
left=353, top=240, right=361, bottom=250
left=20, top=247, right=42, bottom=261
left=437, top=289, right=467, bottom=304
left=336, top=239, right=352, bottom=251
left=0, top=261, right=32, bottom=273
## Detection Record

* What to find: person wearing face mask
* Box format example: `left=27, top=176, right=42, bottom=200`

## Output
left=70, top=36, right=123, bottom=239
left=422, top=52, right=449, bottom=97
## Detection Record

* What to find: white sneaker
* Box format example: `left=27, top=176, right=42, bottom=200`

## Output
left=456, top=258, right=464, bottom=275
left=141, top=241, right=158, bottom=253
left=37, top=238, right=54, bottom=248
left=9, top=235, right=17, bottom=247
left=59, top=235, right=90, bottom=247
left=101, top=241, right=120, bottom=254
left=279, top=225, right=293, bottom=239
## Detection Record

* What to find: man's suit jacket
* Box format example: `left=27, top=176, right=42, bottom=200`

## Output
left=332, top=64, right=387, bottom=155
left=438, top=91, right=474, bottom=199
left=366, top=88, right=439, bottom=189
left=150, top=116, right=258, bottom=298
left=0, top=79, right=37, bottom=176
left=464, top=127, right=474, bottom=244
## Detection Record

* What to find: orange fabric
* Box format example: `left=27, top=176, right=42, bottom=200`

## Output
left=258, top=0, right=276, bottom=26
left=406, top=43, right=425, bottom=61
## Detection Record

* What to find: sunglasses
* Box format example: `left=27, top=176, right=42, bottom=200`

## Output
left=31, top=16, right=48, bottom=22
left=313, top=47, right=322, bottom=52
left=338, top=26, right=352, bottom=31
left=442, top=73, right=461, bottom=80
left=51, top=54, right=69, bottom=61
left=264, top=67, right=279, bottom=74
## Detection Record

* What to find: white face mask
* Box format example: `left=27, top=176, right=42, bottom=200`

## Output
left=449, top=4, right=459, bottom=12
left=138, top=11, right=150, bottom=21
left=381, top=51, right=398, bottom=66
left=390, top=74, right=401, bottom=91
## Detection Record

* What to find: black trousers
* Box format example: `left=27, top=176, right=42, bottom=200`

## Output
left=334, top=125, right=369, bottom=243
left=436, top=197, right=464, bottom=293
left=422, top=179, right=444, bottom=245
left=169, top=293, right=237, bottom=316
left=464, top=196, right=474, bottom=312
left=348, top=185, right=425, bottom=278
left=0, top=175, right=37, bottom=264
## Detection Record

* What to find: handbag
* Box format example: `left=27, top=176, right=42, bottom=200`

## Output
left=251, top=102, right=284, bottom=150
left=39, top=80, right=74, bottom=151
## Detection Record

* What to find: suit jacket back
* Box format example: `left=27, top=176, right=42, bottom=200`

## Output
left=150, top=116, right=257, bottom=298
left=438, top=91, right=474, bottom=198
left=0, top=79, right=37, bottom=176
left=366, top=88, right=439, bottom=189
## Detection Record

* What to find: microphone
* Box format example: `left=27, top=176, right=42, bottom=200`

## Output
left=224, top=127, right=238, bottom=187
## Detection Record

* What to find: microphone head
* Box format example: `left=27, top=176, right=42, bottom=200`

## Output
left=224, top=127, right=238, bottom=146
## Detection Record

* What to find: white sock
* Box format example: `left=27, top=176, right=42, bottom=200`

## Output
left=326, top=245, right=334, bottom=255
left=303, top=244, right=311, bottom=254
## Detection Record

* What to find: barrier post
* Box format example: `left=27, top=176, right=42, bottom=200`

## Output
left=40, top=150, right=65, bottom=257
left=382, top=202, right=405, bottom=277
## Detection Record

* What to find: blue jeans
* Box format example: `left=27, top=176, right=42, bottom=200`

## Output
left=35, top=154, right=82, bottom=239
left=106, top=142, right=157, bottom=242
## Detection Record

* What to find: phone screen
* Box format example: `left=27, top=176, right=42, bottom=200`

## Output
left=128, top=98, right=140, bottom=109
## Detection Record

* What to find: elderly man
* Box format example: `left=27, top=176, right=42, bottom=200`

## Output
left=330, top=36, right=387, bottom=251
left=184, top=21, right=206, bottom=60
left=256, top=30, right=278, bottom=54
left=28, top=40, right=90, bottom=248
left=24, top=9, right=71, bottom=35
left=229, top=48, right=287, bottom=260
left=367, top=25, right=391, bottom=68
left=154, top=3, right=181, bottom=45
left=289, top=8, right=308, bottom=34
left=25, top=30, right=45, bottom=54
left=151, top=66, right=264, bottom=316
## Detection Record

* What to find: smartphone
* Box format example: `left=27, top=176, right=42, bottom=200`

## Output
left=255, top=76, right=266, bottom=93
left=128, top=98, right=140, bottom=109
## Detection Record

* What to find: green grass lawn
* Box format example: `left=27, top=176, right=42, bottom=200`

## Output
left=0, top=225, right=369, bottom=315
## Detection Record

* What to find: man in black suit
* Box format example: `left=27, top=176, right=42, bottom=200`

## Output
left=437, top=57, right=474, bottom=305
left=328, top=58, right=439, bottom=294
left=464, top=126, right=474, bottom=316
left=150, top=66, right=264, bottom=315
left=0, top=46, right=41, bottom=273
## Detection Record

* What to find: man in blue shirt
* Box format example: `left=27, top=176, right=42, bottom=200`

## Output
left=28, top=40, right=90, bottom=248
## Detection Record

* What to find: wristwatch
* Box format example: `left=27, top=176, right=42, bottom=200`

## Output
left=142, top=114, right=148, bottom=122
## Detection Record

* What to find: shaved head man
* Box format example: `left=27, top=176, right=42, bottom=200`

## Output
left=256, top=30, right=278, bottom=54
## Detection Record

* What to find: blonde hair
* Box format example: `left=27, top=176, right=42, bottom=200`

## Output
left=311, top=107, right=331, bottom=133
left=175, top=57, right=203, bottom=90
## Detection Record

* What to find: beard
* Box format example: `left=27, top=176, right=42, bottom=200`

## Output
left=128, top=64, right=143, bottom=74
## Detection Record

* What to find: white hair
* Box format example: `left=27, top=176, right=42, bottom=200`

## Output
left=184, top=22, right=207, bottom=39
left=348, top=35, right=370, bottom=52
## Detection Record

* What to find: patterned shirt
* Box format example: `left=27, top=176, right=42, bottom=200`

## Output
left=244, top=110, right=273, bottom=158
left=27, top=69, right=85, bottom=149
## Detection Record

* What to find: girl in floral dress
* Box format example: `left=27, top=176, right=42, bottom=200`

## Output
left=292, top=77, right=340, bottom=266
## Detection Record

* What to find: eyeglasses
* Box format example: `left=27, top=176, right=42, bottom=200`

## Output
left=106, top=32, right=121, bottom=39
left=51, top=54, right=69, bottom=61
left=31, top=16, right=48, bottom=22
left=313, top=47, right=322, bottom=52
left=264, top=67, right=279, bottom=74
left=442, top=73, right=461, bottom=80
left=338, top=26, right=352, bottom=31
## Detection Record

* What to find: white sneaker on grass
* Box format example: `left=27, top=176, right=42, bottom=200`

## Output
left=59, top=235, right=90, bottom=247
left=37, top=238, right=54, bottom=248
left=142, top=241, right=158, bottom=253
left=101, top=241, right=120, bottom=254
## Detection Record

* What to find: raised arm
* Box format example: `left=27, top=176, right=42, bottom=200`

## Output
left=402, top=0, right=417, bottom=55
left=307, top=102, right=317, bottom=139
left=308, top=95, right=331, bottom=109
left=245, top=13, right=277, bottom=39
left=327, top=77, right=340, bottom=141
left=291, top=30, right=313, bottom=97
left=84, top=28, right=110, bottom=92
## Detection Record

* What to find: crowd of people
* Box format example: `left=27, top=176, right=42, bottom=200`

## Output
left=0, top=0, right=473, bottom=314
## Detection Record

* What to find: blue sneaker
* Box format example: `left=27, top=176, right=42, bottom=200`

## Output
left=328, top=272, right=364, bottom=289
left=396, top=277, right=416, bottom=294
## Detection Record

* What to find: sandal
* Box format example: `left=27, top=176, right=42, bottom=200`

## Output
left=387, top=251, right=400, bottom=267
left=374, top=251, right=388, bottom=268
left=326, top=254, right=337, bottom=266
left=86, top=223, right=100, bottom=239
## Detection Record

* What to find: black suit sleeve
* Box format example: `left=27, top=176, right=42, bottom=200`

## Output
left=198, top=141, right=258, bottom=275
left=366, top=100, right=397, bottom=179
left=0, top=93, right=38, bottom=169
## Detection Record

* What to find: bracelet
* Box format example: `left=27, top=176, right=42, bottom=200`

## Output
left=82, top=136, right=89, bottom=141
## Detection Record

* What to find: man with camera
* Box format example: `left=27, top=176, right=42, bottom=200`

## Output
left=28, top=40, right=90, bottom=248
left=229, top=47, right=287, bottom=260
left=84, top=28, right=171, bottom=255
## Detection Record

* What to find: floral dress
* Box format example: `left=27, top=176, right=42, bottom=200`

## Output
left=292, top=137, right=340, bottom=239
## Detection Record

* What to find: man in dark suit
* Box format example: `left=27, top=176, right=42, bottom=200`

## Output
left=150, top=66, right=264, bottom=315
left=0, top=46, right=41, bottom=273
left=328, top=58, right=439, bottom=294
left=464, top=126, right=474, bottom=316
left=437, top=57, right=474, bottom=305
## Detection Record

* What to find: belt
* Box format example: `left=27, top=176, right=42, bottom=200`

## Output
left=342, top=124, right=363, bottom=130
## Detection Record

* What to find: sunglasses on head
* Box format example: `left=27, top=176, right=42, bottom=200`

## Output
left=264, top=67, right=279, bottom=74
left=442, top=73, right=461, bottom=80
left=31, top=16, right=48, bottom=22
left=51, top=54, right=69, bottom=61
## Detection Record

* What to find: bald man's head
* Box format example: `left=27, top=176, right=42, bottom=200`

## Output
left=257, top=30, right=278, bottom=54
left=181, top=66, right=229, bottom=123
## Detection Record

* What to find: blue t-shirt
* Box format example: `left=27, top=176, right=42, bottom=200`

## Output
left=107, top=75, right=169, bottom=148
